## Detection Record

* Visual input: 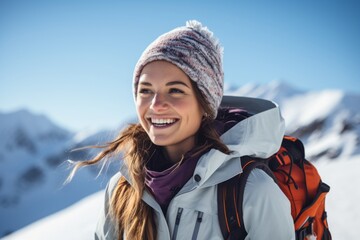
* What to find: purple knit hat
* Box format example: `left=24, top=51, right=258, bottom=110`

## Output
left=133, top=20, right=224, bottom=118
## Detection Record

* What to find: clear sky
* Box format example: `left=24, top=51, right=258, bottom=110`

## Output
left=1, top=0, right=359, bottom=132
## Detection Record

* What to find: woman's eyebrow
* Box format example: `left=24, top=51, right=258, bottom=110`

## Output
left=166, top=81, right=190, bottom=88
left=138, top=80, right=190, bottom=88
left=138, top=81, right=152, bottom=86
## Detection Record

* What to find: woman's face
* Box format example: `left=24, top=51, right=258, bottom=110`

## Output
left=136, top=60, right=203, bottom=159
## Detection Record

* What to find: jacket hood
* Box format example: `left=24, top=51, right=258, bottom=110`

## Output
left=220, top=95, right=285, bottom=157
left=183, top=95, right=285, bottom=189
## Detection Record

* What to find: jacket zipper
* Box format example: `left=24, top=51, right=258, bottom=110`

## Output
left=191, top=211, right=204, bottom=240
left=171, top=207, right=183, bottom=240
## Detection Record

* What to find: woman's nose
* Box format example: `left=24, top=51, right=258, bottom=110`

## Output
left=150, top=93, right=168, bottom=111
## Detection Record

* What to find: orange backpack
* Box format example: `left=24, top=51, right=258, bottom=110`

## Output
left=218, top=136, right=332, bottom=240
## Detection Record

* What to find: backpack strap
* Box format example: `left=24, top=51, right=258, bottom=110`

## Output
left=218, top=156, right=276, bottom=240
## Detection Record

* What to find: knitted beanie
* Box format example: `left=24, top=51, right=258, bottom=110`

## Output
left=133, top=20, right=224, bottom=118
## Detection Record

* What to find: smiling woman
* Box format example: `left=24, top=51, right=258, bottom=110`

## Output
left=136, top=61, right=203, bottom=162
left=70, top=20, right=295, bottom=240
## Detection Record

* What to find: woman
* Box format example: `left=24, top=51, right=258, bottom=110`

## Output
left=76, top=20, right=294, bottom=239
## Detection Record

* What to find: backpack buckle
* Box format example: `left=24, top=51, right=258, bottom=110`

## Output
left=297, top=220, right=317, bottom=240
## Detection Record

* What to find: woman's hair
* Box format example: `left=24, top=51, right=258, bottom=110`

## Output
left=70, top=80, right=230, bottom=240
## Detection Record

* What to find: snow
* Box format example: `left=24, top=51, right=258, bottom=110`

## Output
left=281, top=90, right=344, bottom=131
left=2, top=191, right=104, bottom=240
left=315, top=156, right=360, bottom=239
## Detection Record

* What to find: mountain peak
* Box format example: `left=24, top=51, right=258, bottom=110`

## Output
left=0, top=109, right=72, bottom=149
left=225, top=80, right=303, bottom=102
left=267, top=79, right=298, bottom=92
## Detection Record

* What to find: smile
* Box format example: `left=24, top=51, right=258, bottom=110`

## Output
left=149, top=118, right=178, bottom=128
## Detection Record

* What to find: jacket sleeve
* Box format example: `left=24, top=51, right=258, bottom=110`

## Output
left=243, top=168, right=295, bottom=240
left=94, top=172, right=121, bottom=240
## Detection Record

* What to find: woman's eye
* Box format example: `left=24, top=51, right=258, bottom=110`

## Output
left=138, top=88, right=152, bottom=94
left=169, top=88, right=184, bottom=94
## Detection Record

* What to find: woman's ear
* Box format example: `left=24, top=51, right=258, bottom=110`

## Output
left=202, top=112, right=209, bottom=121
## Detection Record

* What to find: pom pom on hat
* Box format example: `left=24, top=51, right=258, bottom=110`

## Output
left=185, top=20, right=224, bottom=60
left=133, top=20, right=224, bottom=118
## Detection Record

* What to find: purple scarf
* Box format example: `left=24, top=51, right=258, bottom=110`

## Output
left=145, top=148, right=206, bottom=211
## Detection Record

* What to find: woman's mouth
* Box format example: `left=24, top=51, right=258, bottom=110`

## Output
left=149, top=118, right=178, bottom=128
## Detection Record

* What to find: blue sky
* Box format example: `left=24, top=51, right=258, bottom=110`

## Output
left=1, top=0, right=359, bottom=131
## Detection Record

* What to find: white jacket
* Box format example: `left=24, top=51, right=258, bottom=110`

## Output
left=95, top=96, right=295, bottom=240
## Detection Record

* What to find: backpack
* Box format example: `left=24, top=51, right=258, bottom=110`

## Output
left=217, top=136, right=332, bottom=240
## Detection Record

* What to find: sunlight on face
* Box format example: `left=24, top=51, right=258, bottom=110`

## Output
left=136, top=61, right=203, bottom=161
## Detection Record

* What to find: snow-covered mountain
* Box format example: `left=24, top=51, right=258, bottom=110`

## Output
left=1, top=81, right=359, bottom=239
left=0, top=110, right=120, bottom=237
left=227, top=80, right=360, bottom=160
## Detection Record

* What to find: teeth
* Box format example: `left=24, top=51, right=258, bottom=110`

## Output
left=151, top=118, right=176, bottom=124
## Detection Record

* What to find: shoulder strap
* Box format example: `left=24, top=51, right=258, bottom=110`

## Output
left=218, top=156, right=275, bottom=240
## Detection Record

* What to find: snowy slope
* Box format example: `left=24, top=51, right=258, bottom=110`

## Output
left=2, top=191, right=104, bottom=240
left=315, top=156, right=360, bottom=239
left=1, top=81, right=359, bottom=239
